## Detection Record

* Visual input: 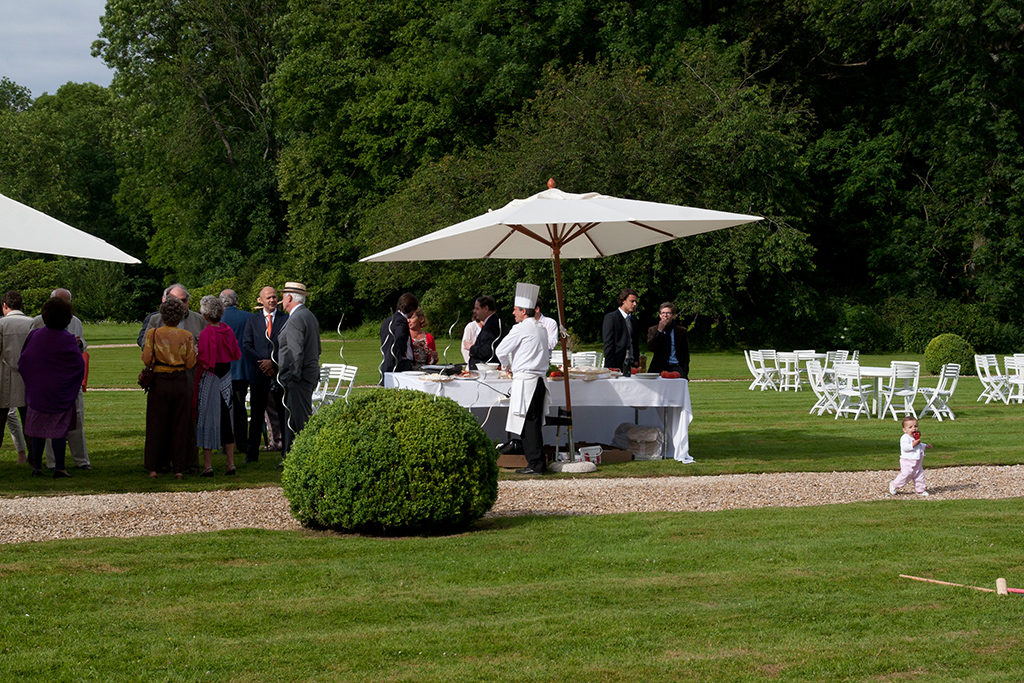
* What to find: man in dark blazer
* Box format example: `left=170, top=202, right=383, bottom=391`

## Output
left=278, top=282, right=321, bottom=458
left=220, top=289, right=253, bottom=453
left=646, top=302, right=690, bottom=378
left=602, top=288, right=641, bottom=374
left=468, top=295, right=505, bottom=369
left=242, top=285, right=288, bottom=463
left=378, top=292, right=418, bottom=384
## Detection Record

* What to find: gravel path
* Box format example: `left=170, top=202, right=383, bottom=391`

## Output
left=3, top=465, right=1024, bottom=545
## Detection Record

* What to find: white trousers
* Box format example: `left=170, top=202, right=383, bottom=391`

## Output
left=890, top=457, right=925, bottom=494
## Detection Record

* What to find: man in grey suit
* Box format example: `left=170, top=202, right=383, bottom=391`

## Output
left=277, top=282, right=321, bottom=459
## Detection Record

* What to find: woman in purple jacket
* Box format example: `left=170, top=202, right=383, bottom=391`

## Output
left=18, top=297, right=85, bottom=478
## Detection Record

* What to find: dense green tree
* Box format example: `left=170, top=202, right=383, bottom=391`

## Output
left=0, top=77, right=32, bottom=112
left=0, top=82, right=152, bottom=319
left=356, top=51, right=815, bottom=344
left=789, top=0, right=1024, bottom=321
left=94, top=0, right=288, bottom=285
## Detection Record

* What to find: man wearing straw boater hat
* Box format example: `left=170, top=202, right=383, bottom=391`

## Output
left=495, top=282, right=550, bottom=475
left=277, top=282, right=321, bottom=460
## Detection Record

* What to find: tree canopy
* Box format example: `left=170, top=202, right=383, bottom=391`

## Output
left=1, top=0, right=1022, bottom=351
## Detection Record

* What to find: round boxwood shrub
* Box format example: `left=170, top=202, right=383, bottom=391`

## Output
left=281, top=389, right=498, bottom=534
left=923, top=333, right=975, bottom=375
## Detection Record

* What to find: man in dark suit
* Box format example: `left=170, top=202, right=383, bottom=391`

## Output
left=378, top=292, right=418, bottom=384
left=468, top=295, right=505, bottom=369
left=220, top=289, right=253, bottom=453
left=602, top=288, right=640, bottom=375
left=646, top=302, right=690, bottom=378
left=278, top=282, right=321, bottom=458
left=242, top=285, right=288, bottom=463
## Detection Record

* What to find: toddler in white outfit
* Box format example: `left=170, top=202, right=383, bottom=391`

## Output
left=889, top=416, right=932, bottom=496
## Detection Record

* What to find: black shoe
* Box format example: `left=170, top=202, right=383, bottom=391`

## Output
left=77, top=464, right=92, bottom=470
left=515, top=467, right=545, bottom=475
left=31, top=469, right=43, bottom=477
left=244, top=456, right=258, bottom=464
left=225, top=467, right=236, bottom=476
left=200, top=468, right=214, bottom=477
left=498, top=439, right=524, bottom=455
left=53, top=469, right=71, bottom=479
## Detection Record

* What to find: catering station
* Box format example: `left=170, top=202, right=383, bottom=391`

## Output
left=384, top=368, right=693, bottom=462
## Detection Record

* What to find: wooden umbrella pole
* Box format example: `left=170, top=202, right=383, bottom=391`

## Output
left=551, top=247, right=574, bottom=457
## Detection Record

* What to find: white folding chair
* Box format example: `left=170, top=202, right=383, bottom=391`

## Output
left=759, top=350, right=782, bottom=391
left=823, top=350, right=848, bottom=381
left=748, top=350, right=779, bottom=391
left=849, top=350, right=860, bottom=362
left=777, top=352, right=802, bottom=391
left=834, top=361, right=871, bottom=419
left=1006, top=356, right=1024, bottom=404
left=975, top=354, right=1008, bottom=404
left=570, top=351, right=599, bottom=368
left=880, top=361, right=919, bottom=421
left=743, top=350, right=759, bottom=390
left=806, top=360, right=838, bottom=415
left=918, top=363, right=961, bottom=421
left=313, top=363, right=359, bottom=411
left=311, top=365, right=333, bottom=411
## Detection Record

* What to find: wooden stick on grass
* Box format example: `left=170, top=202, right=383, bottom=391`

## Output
left=899, top=574, right=995, bottom=593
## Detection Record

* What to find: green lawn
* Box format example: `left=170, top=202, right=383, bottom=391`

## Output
left=0, top=325, right=1017, bottom=495
left=2, top=501, right=1023, bottom=679
left=5, top=324, right=1024, bottom=679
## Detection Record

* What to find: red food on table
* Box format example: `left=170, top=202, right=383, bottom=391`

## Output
left=660, top=371, right=681, bottom=379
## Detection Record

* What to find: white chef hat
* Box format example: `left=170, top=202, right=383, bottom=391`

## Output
left=514, top=282, right=539, bottom=310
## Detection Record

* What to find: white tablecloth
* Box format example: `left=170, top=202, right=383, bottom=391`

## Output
left=384, top=373, right=693, bottom=461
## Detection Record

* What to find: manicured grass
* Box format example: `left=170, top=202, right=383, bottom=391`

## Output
left=7, top=330, right=1023, bottom=679
left=5, top=333, right=1022, bottom=495
left=2, top=500, right=1024, bottom=679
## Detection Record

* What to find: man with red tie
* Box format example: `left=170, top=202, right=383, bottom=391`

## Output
left=241, top=286, right=288, bottom=464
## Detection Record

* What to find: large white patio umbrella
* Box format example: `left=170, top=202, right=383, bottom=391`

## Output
left=1, top=192, right=140, bottom=264
left=361, top=181, right=762, bottom=453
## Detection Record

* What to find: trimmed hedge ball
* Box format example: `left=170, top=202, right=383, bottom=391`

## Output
left=281, top=389, right=498, bottom=534
left=923, top=332, right=975, bottom=375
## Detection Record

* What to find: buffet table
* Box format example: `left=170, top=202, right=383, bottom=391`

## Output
left=384, top=373, right=693, bottom=461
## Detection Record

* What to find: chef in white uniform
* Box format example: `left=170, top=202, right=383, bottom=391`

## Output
left=496, top=282, right=551, bottom=474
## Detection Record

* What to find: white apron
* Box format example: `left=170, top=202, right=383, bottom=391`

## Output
left=506, top=374, right=546, bottom=435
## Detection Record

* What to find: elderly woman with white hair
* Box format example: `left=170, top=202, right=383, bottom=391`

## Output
left=195, top=294, right=241, bottom=476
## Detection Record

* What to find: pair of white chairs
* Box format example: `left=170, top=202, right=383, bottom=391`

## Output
left=548, top=350, right=603, bottom=368
left=312, top=363, right=358, bottom=411
left=832, top=361, right=873, bottom=419
left=570, top=351, right=602, bottom=368
left=818, top=360, right=921, bottom=421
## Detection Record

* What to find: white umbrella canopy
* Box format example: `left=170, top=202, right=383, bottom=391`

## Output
left=361, top=187, right=761, bottom=262
left=0, top=192, right=141, bottom=264
left=361, top=183, right=762, bottom=458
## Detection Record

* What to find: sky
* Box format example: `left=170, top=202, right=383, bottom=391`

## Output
left=0, top=0, right=113, bottom=98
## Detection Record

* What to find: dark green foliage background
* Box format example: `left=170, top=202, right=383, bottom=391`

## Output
left=281, top=390, right=498, bottom=533
left=2, top=1, right=1023, bottom=349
